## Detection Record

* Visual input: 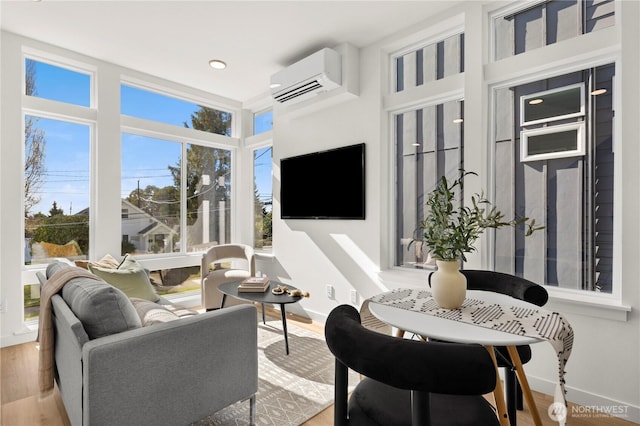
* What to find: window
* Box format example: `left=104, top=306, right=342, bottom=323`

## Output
left=121, top=83, right=236, bottom=256
left=395, top=100, right=464, bottom=267
left=493, top=64, right=614, bottom=293
left=521, top=122, right=585, bottom=162
left=121, top=84, right=233, bottom=136
left=22, top=54, right=95, bottom=322
left=24, top=57, right=93, bottom=267
left=494, top=0, right=615, bottom=60
left=25, top=117, right=91, bottom=265
left=253, top=146, right=272, bottom=250
left=521, top=84, right=584, bottom=126
left=25, top=58, right=91, bottom=107
left=121, top=134, right=181, bottom=254
left=121, top=134, right=232, bottom=255
left=395, top=33, right=464, bottom=92
left=253, top=109, right=273, bottom=135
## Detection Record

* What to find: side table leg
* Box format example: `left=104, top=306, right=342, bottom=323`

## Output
left=507, top=346, right=542, bottom=426
left=486, top=346, right=511, bottom=426
left=280, top=304, right=290, bottom=355
left=220, top=294, right=227, bottom=309
left=261, top=303, right=266, bottom=325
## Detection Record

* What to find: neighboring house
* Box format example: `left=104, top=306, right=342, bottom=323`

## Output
left=120, top=199, right=178, bottom=254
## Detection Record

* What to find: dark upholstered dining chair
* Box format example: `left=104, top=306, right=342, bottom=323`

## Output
left=325, top=304, right=500, bottom=426
left=460, top=269, right=549, bottom=425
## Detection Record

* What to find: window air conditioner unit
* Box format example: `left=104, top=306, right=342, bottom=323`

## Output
left=270, top=48, right=342, bottom=104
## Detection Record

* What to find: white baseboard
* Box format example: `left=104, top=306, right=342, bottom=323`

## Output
left=527, top=375, right=640, bottom=424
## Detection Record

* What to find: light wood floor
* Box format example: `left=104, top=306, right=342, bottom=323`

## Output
left=1, top=307, right=633, bottom=426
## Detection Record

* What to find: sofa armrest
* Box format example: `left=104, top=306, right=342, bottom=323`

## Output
left=82, top=304, right=258, bottom=426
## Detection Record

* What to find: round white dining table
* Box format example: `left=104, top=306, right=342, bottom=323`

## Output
left=368, top=289, right=545, bottom=426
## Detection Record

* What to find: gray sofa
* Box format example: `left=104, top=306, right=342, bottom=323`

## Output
left=38, top=262, right=258, bottom=426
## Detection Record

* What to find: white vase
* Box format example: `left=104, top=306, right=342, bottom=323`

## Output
left=430, top=260, right=467, bottom=309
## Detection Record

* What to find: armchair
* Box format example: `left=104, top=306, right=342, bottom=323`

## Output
left=201, top=244, right=255, bottom=310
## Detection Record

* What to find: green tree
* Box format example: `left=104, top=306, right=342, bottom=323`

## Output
left=167, top=107, right=232, bottom=240
left=31, top=212, right=89, bottom=254
left=126, top=184, right=179, bottom=226
left=49, top=201, right=64, bottom=216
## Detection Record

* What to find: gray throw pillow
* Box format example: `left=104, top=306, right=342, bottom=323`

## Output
left=46, top=260, right=73, bottom=279
left=61, top=277, right=141, bottom=339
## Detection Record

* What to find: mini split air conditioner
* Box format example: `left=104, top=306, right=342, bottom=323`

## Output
left=270, top=48, right=342, bottom=104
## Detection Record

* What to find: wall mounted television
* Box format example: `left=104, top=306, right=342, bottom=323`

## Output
left=280, top=143, right=365, bottom=220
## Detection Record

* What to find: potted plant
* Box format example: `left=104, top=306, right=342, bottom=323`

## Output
left=413, top=170, right=542, bottom=308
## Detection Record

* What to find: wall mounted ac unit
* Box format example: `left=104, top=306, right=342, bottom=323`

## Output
left=270, top=48, right=342, bottom=104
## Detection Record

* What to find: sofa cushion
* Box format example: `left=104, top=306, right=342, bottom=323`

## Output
left=88, top=254, right=159, bottom=302
left=61, top=276, right=141, bottom=339
left=130, top=298, right=199, bottom=326
left=46, top=260, right=74, bottom=279
left=88, top=253, right=121, bottom=269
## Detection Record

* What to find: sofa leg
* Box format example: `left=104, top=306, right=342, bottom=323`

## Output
left=249, top=394, right=256, bottom=426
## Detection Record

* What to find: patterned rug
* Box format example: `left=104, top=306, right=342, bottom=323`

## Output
left=192, top=318, right=358, bottom=426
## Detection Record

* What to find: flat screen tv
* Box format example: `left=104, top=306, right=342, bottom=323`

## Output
left=280, top=143, right=365, bottom=220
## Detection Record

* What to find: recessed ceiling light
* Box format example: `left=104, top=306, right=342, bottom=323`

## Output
left=270, top=83, right=281, bottom=89
left=591, top=88, right=607, bottom=96
left=528, top=98, right=543, bottom=105
left=412, top=143, right=421, bottom=146
left=452, top=118, right=464, bottom=124
left=208, top=59, right=227, bottom=70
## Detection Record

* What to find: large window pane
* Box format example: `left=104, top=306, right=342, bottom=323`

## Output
left=25, top=116, right=91, bottom=264
left=121, top=135, right=233, bottom=255
left=25, top=58, right=91, bottom=107
left=395, top=100, right=464, bottom=267
left=254, top=110, right=273, bottom=135
left=121, top=84, right=232, bottom=136
left=185, top=144, right=232, bottom=251
left=395, top=33, right=464, bottom=93
left=494, top=1, right=615, bottom=60
left=493, top=64, right=614, bottom=293
left=254, top=146, right=272, bottom=251
left=121, top=134, right=181, bottom=255
left=522, top=84, right=584, bottom=125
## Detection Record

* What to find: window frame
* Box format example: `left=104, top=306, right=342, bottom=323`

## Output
left=520, top=83, right=585, bottom=126
left=520, top=121, right=585, bottom=162
left=22, top=51, right=98, bottom=268
left=487, top=60, right=623, bottom=307
left=23, top=49, right=97, bottom=108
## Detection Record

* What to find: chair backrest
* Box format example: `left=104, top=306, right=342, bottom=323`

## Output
left=358, top=298, right=392, bottom=335
left=201, top=244, right=255, bottom=275
left=460, top=270, right=548, bottom=306
left=325, top=304, right=496, bottom=395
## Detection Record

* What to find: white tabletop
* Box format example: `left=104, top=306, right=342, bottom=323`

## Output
left=368, top=290, right=543, bottom=346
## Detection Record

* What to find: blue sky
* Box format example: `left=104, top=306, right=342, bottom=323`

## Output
left=27, top=59, right=272, bottom=216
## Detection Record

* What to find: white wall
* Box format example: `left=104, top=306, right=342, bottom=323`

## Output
left=261, top=2, right=640, bottom=422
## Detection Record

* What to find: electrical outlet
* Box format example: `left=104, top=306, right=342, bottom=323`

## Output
left=350, top=290, right=358, bottom=305
left=326, top=285, right=334, bottom=299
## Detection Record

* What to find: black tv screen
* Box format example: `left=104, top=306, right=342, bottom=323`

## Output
left=280, top=143, right=365, bottom=219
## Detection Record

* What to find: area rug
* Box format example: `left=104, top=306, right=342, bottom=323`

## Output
left=192, top=318, right=359, bottom=426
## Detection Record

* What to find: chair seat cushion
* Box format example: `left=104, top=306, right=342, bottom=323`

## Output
left=348, top=378, right=499, bottom=426
left=206, top=268, right=251, bottom=281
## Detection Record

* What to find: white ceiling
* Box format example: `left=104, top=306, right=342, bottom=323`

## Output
left=0, top=0, right=457, bottom=103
